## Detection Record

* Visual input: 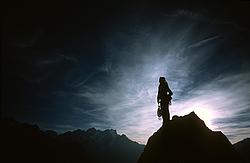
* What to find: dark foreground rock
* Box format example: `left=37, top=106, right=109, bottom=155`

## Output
left=138, top=112, right=241, bottom=163
left=234, top=138, right=250, bottom=163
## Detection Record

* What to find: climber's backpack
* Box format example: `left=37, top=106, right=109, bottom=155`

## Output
left=157, top=103, right=162, bottom=118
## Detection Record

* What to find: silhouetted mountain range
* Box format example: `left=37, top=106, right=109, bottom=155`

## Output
left=138, top=112, right=243, bottom=163
left=1, top=118, right=144, bottom=163
left=2, top=113, right=249, bottom=163
left=233, top=138, right=250, bottom=163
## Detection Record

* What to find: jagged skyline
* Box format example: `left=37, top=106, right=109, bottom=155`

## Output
left=2, top=1, right=250, bottom=144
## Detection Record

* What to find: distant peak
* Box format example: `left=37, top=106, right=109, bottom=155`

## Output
left=87, top=127, right=97, bottom=133
left=104, top=129, right=117, bottom=135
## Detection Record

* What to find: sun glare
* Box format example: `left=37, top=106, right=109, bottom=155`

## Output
left=192, top=107, right=214, bottom=128
left=176, top=105, right=216, bottom=130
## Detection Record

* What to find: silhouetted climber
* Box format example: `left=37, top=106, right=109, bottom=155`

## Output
left=157, top=77, right=173, bottom=125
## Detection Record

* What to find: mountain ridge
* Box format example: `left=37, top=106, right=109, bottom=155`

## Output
left=1, top=118, right=144, bottom=163
left=233, top=138, right=250, bottom=163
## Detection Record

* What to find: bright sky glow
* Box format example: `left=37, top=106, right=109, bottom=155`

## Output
left=76, top=14, right=250, bottom=144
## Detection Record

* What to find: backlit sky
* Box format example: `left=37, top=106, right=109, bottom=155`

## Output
left=2, top=1, right=250, bottom=144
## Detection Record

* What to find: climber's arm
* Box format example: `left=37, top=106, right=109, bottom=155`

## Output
left=166, top=82, right=173, bottom=96
left=168, top=88, right=173, bottom=96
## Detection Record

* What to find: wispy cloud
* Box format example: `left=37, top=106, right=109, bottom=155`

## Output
left=187, top=35, right=220, bottom=49
left=56, top=53, right=78, bottom=63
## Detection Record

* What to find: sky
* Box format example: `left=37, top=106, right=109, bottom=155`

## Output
left=2, top=1, right=250, bottom=144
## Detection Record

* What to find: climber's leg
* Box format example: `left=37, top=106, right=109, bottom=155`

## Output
left=161, top=101, right=169, bottom=126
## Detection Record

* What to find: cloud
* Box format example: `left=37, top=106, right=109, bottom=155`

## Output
left=187, top=35, right=220, bottom=49
left=56, top=53, right=78, bottom=63
left=162, top=9, right=206, bottom=22
left=171, top=72, right=250, bottom=142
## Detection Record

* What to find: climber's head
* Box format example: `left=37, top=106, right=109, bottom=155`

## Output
left=159, top=77, right=166, bottom=84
